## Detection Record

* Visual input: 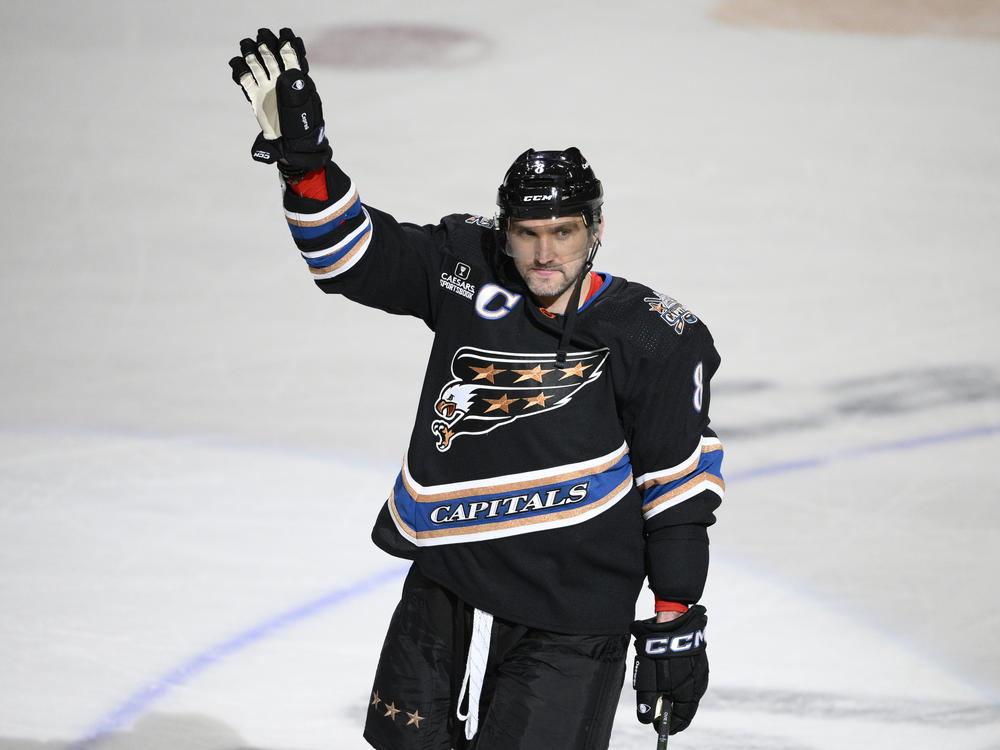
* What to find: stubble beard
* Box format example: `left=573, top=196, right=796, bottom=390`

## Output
left=518, top=258, right=588, bottom=305
left=526, top=271, right=572, bottom=300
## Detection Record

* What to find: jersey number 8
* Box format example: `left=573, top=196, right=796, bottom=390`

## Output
left=692, top=361, right=704, bottom=413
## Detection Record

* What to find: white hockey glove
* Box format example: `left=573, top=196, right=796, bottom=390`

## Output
left=229, top=28, right=331, bottom=174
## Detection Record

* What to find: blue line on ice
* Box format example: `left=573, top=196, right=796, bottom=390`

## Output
left=71, top=422, right=1000, bottom=746
left=70, top=565, right=408, bottom=749
left=726, top=423, right=1000, bottom=482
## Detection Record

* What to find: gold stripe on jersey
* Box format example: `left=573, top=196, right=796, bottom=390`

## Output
left=401, top=442, right=629, bottom=504
left=388, top=474, right=634, bottom=545
left=284, top=184, right=360, bottom=227
left=635, top=436, right=723, bottom=491
left=641, top=474, right=726, bottom=519
left=307, top=229, right=373, bottom=277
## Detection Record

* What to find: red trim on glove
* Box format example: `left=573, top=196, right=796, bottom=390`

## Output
left=288, top=168, right=328, bottom=201
left=654, top=598, right=689, bottom=614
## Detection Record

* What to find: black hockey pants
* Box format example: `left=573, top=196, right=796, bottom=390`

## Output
left=363, top=564, right=629, bottom=750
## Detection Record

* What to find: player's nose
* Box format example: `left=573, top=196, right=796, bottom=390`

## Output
left=535, top=235, right=558, bottom=263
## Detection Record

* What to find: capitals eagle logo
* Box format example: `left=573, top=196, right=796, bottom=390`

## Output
left=431, top=346, right=609, bottom=451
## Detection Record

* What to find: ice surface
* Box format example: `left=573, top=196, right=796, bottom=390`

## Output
left=1, top=1, right=998, bottom=748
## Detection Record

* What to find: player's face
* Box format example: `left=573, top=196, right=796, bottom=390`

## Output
left=508, top=215, right=593, bottom=312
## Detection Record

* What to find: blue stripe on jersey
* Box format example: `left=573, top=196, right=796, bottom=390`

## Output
left=287, top=197, right=363, bottom=240
left=392, top=453, right=632, bottom=540
left=302, top=228, right=371, bottom=268
left=579, top=272, right=613, bottom=312
left=641, top=447, right=724, bottom=508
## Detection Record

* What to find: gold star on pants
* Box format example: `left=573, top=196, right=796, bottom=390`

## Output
left=406, top=709, right=425, bottom=727
left=384, top=701, right=400, bottom=720
left=370, top=691, right=381, bottom=708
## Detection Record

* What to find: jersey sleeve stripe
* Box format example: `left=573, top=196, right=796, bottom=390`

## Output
left=284, top=182, right=359, bottom=225
left=287, top=195, right=363, bottom=240
left=634, top=435, right=722, bottom=490
left=639, top=447, right=725, bottom=520
left=301, top=211, right=373, bottom=261
left=641, top=480, right=725, bottom=521
left=305, top=229, right=373, bottom=279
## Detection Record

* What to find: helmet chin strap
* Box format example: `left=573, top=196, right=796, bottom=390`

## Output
left=555, top=235, right=601, bottom=368
left=585, top=234, right=602, bottom=267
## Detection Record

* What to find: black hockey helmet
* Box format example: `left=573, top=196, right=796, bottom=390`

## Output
left=495, top=147, right=603, bottom=245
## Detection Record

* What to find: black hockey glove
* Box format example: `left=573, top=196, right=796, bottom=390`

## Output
left=229, top=28, right=332, bottom=174
left=630, top=605, right=709, bottom=736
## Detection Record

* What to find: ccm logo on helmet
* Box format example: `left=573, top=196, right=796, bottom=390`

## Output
left=523, top=195, right=553, bottom=202
left=644, top=629, right=706, bottom=655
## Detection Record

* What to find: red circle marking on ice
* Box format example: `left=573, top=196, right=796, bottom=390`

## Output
left=307, top=24, right=493, bottom=70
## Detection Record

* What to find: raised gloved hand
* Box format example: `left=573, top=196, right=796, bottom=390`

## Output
left=630, top=604, right=709, bottom=736
left=229, top=28, right=331, bottom=173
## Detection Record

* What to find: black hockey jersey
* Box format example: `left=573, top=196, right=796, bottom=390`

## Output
left=281, top=162, right=724, bottom=634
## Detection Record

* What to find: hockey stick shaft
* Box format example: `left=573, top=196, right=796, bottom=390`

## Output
left=655, top=697, right=671, bottom=749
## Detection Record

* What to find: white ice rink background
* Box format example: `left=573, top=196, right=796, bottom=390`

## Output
left=1, top=1, right=998, bottom=748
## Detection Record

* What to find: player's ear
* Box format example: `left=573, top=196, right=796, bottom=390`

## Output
left=594, top=214, right=606, bottom=242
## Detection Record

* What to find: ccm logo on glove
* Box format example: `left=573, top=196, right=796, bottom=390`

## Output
left=644, top=629, right=705, bottom=655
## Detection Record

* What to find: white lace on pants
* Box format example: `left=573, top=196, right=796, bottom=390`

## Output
left=456, top=608, right=494, bottom=740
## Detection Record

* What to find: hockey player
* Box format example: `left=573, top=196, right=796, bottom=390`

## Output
left=230, top=28, right=724, bottom=750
